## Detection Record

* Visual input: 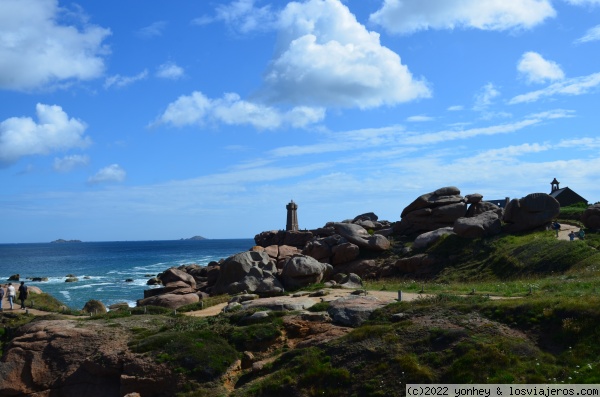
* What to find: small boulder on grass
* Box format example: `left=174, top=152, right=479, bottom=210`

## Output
left=108, top=302, right=130, bottom=311
left=82, top=299, right=107, bottom=314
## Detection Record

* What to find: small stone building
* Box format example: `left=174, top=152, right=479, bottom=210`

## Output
left=549, top=178, right=588, bottom=207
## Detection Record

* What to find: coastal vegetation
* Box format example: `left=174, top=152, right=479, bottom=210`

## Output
left=1, top=224, right=599, bottom=395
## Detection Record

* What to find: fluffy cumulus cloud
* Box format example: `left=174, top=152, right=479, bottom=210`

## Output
left=369, top=0, right=556, bottom=34
left=260, top=0, right=431, bottom=109
left=88, top=164, right=126, bottom=184
left=575, top=24, right=600, bottom=43
left=0, top=104, right=91, bottom=165
left=53, top=154, right=90, bottom=172
left=157, top=91, right=325, bottom=130
left=0, top=0, right=111, bottom=91
left=517, top=52, right=565, bottom=84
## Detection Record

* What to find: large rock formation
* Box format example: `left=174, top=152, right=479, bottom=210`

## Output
left=413, top=227, right=454, bottom=249
left=0, top=319, right=185, bottom=396
left=137, top=292, right=200, bottom=309
left=502, top=193, right=560, bottom=232
left=327, top=295, right=389, bottom=327
left=158, top=267, right=196, bottom=289
left=395, top=187, right=467, bottom=235
left=254, top=230, right=313, bottom=248
left=582, top=203, right=600, bottom=230
left=254, top=213, right=391, bottom=270
left=454, top=210, right=502, bottom=238
left=330, top=222, right=390, bottom=251
left=212, top=251, right=284, bottom=296
left=258, top=244, right=301, bottom=269
left=302, top=235, right=360, bottom=265
left=280, top=255, right=332, bottom=290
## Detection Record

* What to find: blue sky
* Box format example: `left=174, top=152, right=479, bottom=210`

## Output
left=1, top=0, right=600, bottom=243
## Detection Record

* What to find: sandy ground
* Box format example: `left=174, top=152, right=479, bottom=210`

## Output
left=556, top=222, right=585, bottom=241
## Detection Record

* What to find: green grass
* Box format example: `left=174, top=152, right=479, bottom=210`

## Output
left=558, top=202, right=588, bottom=224
left=234, top=347, right=351, bottom=397
left=131, top=328, right=239, bottom=382
left=25, top=292, right=79, bottom=314
left=369, top=229, right=600, bottom=299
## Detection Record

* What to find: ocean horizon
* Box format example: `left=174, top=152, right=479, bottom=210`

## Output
left=0, top=239, right=255, bottom=310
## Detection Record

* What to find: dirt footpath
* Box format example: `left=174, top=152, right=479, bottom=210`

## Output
left=556, top=223, right=584, bottom=241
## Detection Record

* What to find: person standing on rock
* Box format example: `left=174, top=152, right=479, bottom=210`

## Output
left=569, top=231, right=576, bottom=241
left=0, top=285, right=5, bottom=311
left=7, top=283, right=16, bottom=310
left=18, top=281, right=28, bottom=309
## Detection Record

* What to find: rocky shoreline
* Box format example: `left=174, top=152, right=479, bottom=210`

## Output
left=127, top=186, right=572, bottom=313
left=11, top=185, right=600, bottom=314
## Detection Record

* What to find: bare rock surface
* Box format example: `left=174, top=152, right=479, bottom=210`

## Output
left=454, top=210, right=502, bottom=238
left=503, top=193, right=560, bottom=232
left=582, top=203, right=600, bottom=230
left=327, top=295, right=389, bottom=327
left=212, top=251, right=283, bottom=296
left=280, top=254, right=332, bottom=289
left=158, top=267, right=196, bottom=289
left=396, top=186, right=467, bottom=235
left=241, top=296, right=318, bottom=311
left=331, top=222, right=390, bottom=251
left=413, top=227, right=455, bottom=249
left=137, top=292, right=200, bottom=309
left=0, top=319, right=184, bottom=397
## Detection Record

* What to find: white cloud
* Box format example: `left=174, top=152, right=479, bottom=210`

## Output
left=157, top=91, right=325, bottom=130
left=191, top=16, right=214, bottom=26
left=0, top=104, right=91, bottom=165
left=406, top=115, right=434, bottom=122
left=575, top=25, right=600, bottom=43
left=156, top=62, right=185, bottom=80
left=403, top=109, right=573, bottom=145
left=88, top=164, right=126, bottom=184
left=0, top=0, right=111, bottom=91
left=473, top=83, right=500, bottom=110
left=564, top=0, right=600, bottom=5
left=509, top=72, right=600, bottom=103
left=136, top=21, right=167, bottom=38
left=517, top=52, right=564, bottom=84
left=104, top=70, right=149, bottom=89
left=53, top=154, right=90, bottom=172
left=447, top=105, right=464, bottom=111
left=215, top=0, right=277, bottom=33
left=369, top=0, right=556, bottom=35
left=260, top=0, right=431, bottom=109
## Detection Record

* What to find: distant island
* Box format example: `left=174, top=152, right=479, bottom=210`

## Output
left=181, top=236, right=207, bottom=241
left=51, top=239, right=82, bottom=243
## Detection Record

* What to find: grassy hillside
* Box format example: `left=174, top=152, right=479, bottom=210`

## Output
left=230, top=229, right=600, bottom=396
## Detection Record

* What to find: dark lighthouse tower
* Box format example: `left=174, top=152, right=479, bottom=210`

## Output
left=286, top=200, right=299, bottom=231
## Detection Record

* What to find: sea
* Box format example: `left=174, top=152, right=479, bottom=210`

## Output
left=0, top=239, right=254, bottom=310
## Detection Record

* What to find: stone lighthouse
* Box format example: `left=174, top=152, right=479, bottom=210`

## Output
left=286, top=200, right=299, bottom=231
